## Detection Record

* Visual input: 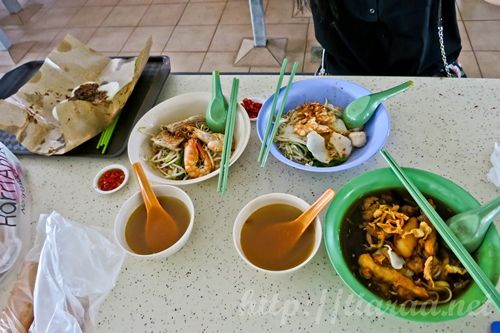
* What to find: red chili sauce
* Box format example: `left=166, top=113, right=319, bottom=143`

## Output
left=98, top=169, right=125, bottom=191
left=241, top=98, right=262, bottom=119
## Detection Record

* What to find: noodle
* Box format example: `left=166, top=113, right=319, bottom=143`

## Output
left=345, top=192, right=471, bottom=306
left=274, top=101, right=367, bottom=166
left=144, top=116, right=225, bottom=180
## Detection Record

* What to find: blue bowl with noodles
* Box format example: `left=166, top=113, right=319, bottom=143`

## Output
left=256, top=78, right=390, bottom=172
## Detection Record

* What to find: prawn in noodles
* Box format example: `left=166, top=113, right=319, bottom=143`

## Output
left=142, top=116, right=229, bottom=180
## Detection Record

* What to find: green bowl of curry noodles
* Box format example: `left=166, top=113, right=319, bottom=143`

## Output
left=324, top=167, right=499, bottom=322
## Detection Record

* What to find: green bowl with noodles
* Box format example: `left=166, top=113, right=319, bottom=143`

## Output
left=324, top=167, right=500, bottom=322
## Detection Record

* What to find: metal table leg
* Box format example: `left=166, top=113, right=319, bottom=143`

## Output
left=0, top=0, right=20, bottom=53
left=2, top=0, right=22, bottom=14
left=0, top=29, right=12, bottom=51
left=249, top=0, right=266, bottom=47
left=234, top=0, right=287, bottom=67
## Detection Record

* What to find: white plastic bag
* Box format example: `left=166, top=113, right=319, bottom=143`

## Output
left=0, top=142, right=29, bottom=285
left=0, top=209, right=53, bottom=333
left=30, top=211, right=125, bottom=333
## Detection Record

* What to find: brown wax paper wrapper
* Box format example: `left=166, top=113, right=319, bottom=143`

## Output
left=0, top=34, right=152, bottom=155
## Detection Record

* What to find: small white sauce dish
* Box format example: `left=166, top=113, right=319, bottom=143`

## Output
left=240, top=96, right=264, bottom=122
left=114, top=185, right=195, bottom=259
left=233, top=193, right=322, bottom=274
left=93, top=163, right=129, bottom=195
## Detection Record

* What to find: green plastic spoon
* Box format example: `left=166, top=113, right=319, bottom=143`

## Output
left=343, top=80, right=413, bottom=129
left=206, top=70, right=228, bottom=133
left=447, top=196, right=500, bottom=253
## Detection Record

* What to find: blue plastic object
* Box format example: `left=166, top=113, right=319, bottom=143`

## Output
left=256, top=78, right=390, bottom=173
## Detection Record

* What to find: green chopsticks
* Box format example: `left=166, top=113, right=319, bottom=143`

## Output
left=257, top=59, right=299, bottom=168
left=257, top=58, right=288, bottom=164
left=380, top=149, right=500, bottom=310
left=96, top=112, right=121, bottom=154
left=217, top=77, right=239, bottom=193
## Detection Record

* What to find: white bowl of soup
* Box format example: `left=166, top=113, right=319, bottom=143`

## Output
left=233, top=193, right=322, bottom=274
left=127, top=92, right=251, bottom=186
left=114, top=185, right=194, bottom=259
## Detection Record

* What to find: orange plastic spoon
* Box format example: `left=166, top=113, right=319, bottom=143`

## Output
left=257, top=188, right=335, bottom=260
left=132, top=162, right=180, bottom=253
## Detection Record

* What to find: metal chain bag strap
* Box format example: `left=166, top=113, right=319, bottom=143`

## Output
left=438, top=0, right=465, bottom=78
left=316, top=49, right=327, bottom=76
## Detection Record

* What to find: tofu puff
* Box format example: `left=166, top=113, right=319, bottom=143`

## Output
left=342, top=191, right=470, bottom=306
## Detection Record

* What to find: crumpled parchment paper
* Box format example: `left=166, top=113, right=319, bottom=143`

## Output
left=0, top=34, right=151, bottom=155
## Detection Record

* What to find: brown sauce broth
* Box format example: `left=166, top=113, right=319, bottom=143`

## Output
left=340, top=189, right=472, bottom=305
left=125, top=196, right=190, bottom=255
left=241, top=204, right=315, bottom=271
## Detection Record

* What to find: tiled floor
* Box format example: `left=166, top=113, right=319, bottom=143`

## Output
left=0, top=0, right=499, bottom=77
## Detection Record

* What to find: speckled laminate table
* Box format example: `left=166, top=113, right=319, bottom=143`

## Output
left=2, top=75, right=500, bottom=333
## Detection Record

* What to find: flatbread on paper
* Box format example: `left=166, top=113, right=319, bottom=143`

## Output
left=0, top=34, right=152, bottom=155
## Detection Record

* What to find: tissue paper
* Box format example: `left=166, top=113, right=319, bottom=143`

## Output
left=487, top=143, right=500, bottom=187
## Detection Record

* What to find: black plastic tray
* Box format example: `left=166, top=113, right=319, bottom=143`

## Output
left=0, top=56, right=170, bottom=157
